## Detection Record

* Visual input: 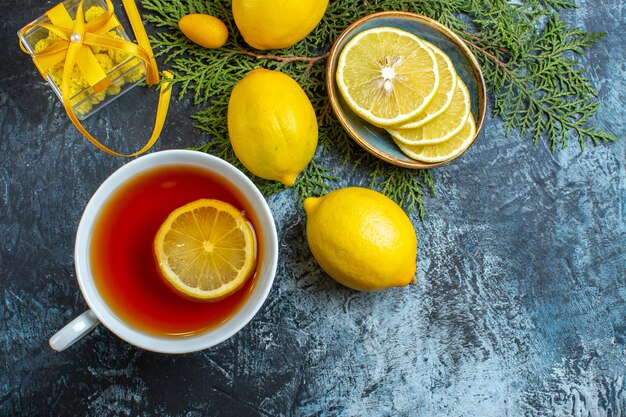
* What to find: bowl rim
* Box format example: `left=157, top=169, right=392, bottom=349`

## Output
left=326, top=11, right=488, bottom=169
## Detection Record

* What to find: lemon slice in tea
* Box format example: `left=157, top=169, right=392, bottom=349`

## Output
left=387, top=78, right=471, bottom=145
left=154, top=199, right=256, bottom=301
left=392, top=40, right=458, bottom=129
left=394, top=113, right=476, bottom=163
left=336, top=27, right=439, bottom=127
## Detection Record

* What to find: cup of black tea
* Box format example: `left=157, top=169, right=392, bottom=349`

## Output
left=49, top=150, right=278, bottom=353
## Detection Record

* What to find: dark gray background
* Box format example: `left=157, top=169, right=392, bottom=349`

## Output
left=1, top=1, right=624, bottom=416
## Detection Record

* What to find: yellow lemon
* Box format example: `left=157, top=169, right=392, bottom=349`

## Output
left=178, top=14, right=229, bottom=49
left=228, top=68, right=318, bottom=186
left=154, top=199, right=257, bottom=301
left=304, top=187, right=417, bottom=291
left=232, top=0, right=329, bottom=50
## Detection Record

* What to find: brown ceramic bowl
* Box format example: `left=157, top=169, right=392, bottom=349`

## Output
left=326, top=11, right=487, bottom=169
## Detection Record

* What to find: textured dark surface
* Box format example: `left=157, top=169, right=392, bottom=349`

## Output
left=1, top=1, right=625, bottom=416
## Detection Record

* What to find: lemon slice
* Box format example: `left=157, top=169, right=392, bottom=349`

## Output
left=336, top=27, right=439, bottom=127
left=394, top=114, right=476, bottom=163
left=154, top=199, right=256, bottom=301
left=387, top=78, right=470, bottom=145
left=392, top=40, right=458, bottom=129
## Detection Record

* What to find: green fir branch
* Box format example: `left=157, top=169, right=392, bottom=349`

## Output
left=369, top=161, right=436, bottom=220
left=294, top=160, right=340, bottom=204
left=142, top=0, right=617, bottom=217
left=466, top=6, right=616, bottom=150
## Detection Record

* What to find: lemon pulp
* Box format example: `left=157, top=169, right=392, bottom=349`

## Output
left=336, top=27, right=439, bottom=127
left=387, top=78, right=471, bottom=146
left=392, top=40, right=458, bottom=129
left=154, top=199, right=256, bottom=301
left=394, top=114, right=476, bottom=163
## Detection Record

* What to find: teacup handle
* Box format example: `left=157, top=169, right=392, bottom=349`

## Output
left=49, top=310, right=100, bottom=352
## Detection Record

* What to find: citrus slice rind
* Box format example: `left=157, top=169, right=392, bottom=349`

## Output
left=394, top=113, right=476, bottom=163
left=386, top=78, right=471, bottom=146
left=336, top=27, right=439, bottom=127
left=392, top=40, right=458, bottom=129
left=154, top=199, right=256, bottom=301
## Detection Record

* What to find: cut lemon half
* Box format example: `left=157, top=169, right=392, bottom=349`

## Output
left=387, top=78, right=470, bottom=145
left=154, top=199, right=256, bottom=301
left=394, top=113, right=476, bottom=163
left=336, top=27, right=439, bottom=127
left=392, top=40, right=458, bottom=129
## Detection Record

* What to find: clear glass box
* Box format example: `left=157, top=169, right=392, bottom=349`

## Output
left=18, top=0, right=146, bottom=119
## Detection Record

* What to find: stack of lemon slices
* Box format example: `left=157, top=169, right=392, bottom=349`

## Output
left=336, top=27, right=476, bottom=164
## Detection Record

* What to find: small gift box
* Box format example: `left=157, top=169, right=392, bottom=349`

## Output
left=18, top=0, right=146, bottom=120
left=17, top=0, right=172, bottom=157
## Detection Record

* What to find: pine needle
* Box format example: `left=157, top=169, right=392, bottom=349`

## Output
left=141, top=0, right=616, bottom=218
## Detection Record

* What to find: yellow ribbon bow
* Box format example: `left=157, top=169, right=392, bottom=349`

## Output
left=19, top=0, right=172, bottom=157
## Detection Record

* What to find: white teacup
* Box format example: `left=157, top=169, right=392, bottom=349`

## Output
left=49, top=150, right=278, bottom=353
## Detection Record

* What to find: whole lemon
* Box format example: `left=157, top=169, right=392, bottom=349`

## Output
left=178, top=14, right=228, bottom=49
left=228, top=68, right=318, bottom=186
left=304, top=187, right=417, bottom=291
left=232, top=0, right=329, bottom=50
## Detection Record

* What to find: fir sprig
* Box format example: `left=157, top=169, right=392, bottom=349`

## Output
left=141, top=0, right=616, bottom=218
left=462, top=2, right=615, bottom=150
left=369, top=161, right=436, bottom=219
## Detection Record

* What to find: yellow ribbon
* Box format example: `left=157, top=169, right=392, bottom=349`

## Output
left=19, top=0, right=172, bottom=157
